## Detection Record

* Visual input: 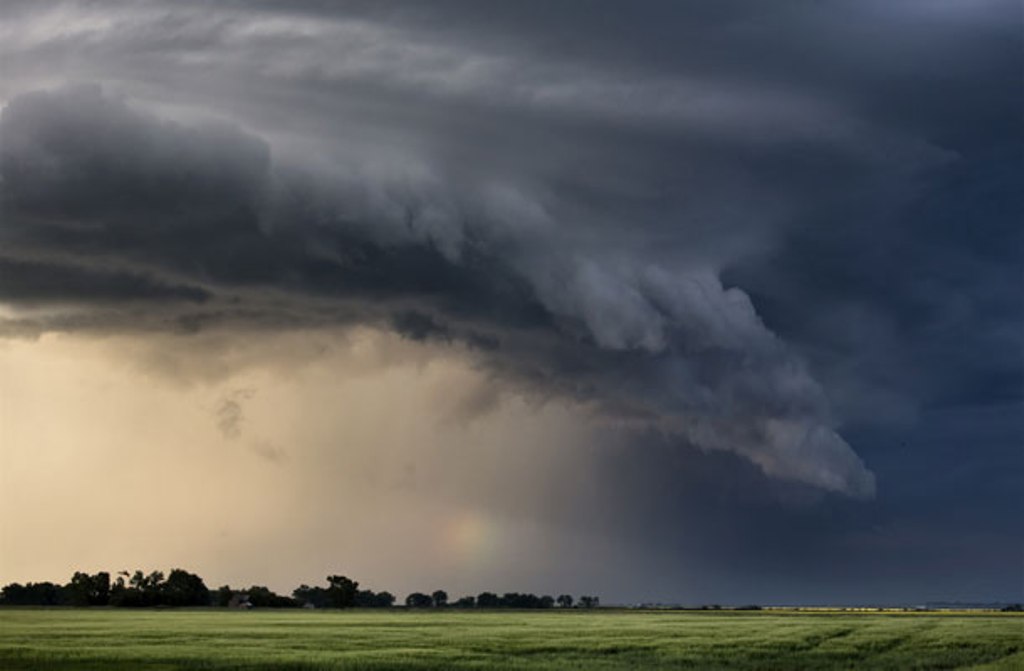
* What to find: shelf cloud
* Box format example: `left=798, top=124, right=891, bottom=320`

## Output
left=1, top=0, right=1019, bottom=603
left=1, top=81, right=877, bottom=496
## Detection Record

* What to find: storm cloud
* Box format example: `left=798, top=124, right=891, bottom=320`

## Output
left=0, top=75, right=877, bottom=496
left=0, top=0, right=1020, bottom=602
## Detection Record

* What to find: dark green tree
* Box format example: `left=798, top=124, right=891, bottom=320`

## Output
left=405, top=592, right=433, bottom=608
left=128, top=570, right=164, bottom=606
left=476, top=592, right=499, bottom=608
left=0, top=582, right=66, bottom=605
left=245, top=585, right=298, bottom=608
left=162, top=569, right=210, bottom=606
left=354, top=589, right=395, bottom=608
left=431, top=590, right=448, bottom=608
left=326, top=575, right=359, bottom=608
left=293, top=584, right=330, bottom=608
left=66, top=574, right=91, bottom=606
left=110, top=570, right=163, bottom=607
left=93, top=572, right=111, bottom=605
left=216, top=585, right=234, bottom=607
left=108, top=572, right=130, bottom=606
left=66, top=571, right=110, bottom=606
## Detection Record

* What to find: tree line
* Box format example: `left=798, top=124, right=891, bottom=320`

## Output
left=404, top=591, right=598, bottom=609
left=0, top=570, right=599, bottom=610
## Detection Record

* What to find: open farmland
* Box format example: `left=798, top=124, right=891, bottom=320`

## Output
left=0, top=608, right=1020, bottom=670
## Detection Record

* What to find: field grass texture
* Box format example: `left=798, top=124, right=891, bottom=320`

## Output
left=0, top=608, right=1021, bottom=670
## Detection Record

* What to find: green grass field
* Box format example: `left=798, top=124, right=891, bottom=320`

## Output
left=0, top=608, right=1020, bottom=670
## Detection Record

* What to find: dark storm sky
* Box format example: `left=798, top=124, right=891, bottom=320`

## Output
left=0, top=1, right=1020, bottom=604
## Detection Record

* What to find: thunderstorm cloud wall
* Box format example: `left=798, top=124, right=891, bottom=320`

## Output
left=0, top=1, right=1020, bottom=604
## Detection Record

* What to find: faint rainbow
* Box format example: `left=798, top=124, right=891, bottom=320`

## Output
left=442, top=510, right=499, bottom=565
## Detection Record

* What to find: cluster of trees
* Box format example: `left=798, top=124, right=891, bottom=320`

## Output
left=0, top=581, right=66, bottom=606
left=404, top=591, right=599, bottom=609
left=284, top=576, right=395, bottom=609
left=2, top=570, right=209, bottom=607
left=205, top=576, right=396, bottom=609
left=1, top=570, right=598, bottom=611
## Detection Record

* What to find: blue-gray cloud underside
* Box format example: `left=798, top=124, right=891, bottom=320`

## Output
left=0, top=84, right=877, bottom=498
left=1, top=0, right=1020, bottom=519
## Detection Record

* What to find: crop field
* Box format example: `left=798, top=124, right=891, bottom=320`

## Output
left=0, top=608, right=1020, bottom=670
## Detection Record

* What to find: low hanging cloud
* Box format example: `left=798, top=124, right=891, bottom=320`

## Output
left=3, top=0, right=1022, bottom=605
left=0, top=84, right=875, bottom=497
left=13, top=0, right=1010, bottom=502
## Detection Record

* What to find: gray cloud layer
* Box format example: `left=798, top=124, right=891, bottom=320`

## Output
left=1, top=1, right=1020, bottom=513
left=0, top=79, right=875, bottom=496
